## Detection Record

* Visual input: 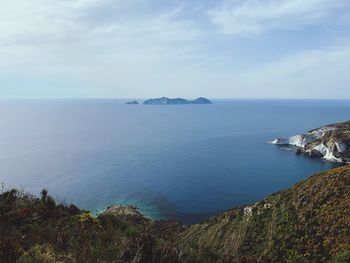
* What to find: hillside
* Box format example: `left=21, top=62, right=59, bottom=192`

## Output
left=1, top=165, right=350, bottom=262
left=178, top=165, right=350, bottom=262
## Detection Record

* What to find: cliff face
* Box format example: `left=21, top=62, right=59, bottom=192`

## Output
left=1, top=165, right=350, bottom=262
left=272, top=120, right=350, bottom=163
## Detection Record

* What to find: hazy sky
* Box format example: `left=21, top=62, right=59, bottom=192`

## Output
left=1, top=0, right=350, bottom=99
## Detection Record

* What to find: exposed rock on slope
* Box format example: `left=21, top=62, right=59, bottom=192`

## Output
left=103, top=204, right=143, bottom=217
left=272, top=120, right=350, bottom=162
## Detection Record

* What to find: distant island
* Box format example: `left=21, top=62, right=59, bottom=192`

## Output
left=143, top=97, right=212, bottom=105
left=126, top=100, right=139, bottom=104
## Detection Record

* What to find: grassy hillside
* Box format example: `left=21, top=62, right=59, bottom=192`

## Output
left=178, top=165, right=350, bottom=262
left=1, top=165, right=350, bottom=262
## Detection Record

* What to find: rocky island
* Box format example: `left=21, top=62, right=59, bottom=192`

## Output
left=1, top=165, right=350, bottom=262
left=143, top=97, right=212, bottom=105
left=272, top=120, right=350, bottom=163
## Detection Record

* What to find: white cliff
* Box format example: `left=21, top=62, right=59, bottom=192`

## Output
left=271, top=121, right=350, bottom=163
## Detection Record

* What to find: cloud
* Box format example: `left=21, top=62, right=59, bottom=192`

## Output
left=0, top=0, right=207, bottom=98
left=0, top=0, right=107, bottom=45
left=0, top=0, right=349, bottom=98
left=0, top=0, right=199, bottom=47
left=217, top=43, right=350, bottom=98
left=208, top=0, right=347, bottom=35
left=0, top=0, right=202, bottom=73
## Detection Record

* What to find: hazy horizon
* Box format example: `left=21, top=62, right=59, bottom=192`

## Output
left=2, top=98, right=350, bottom=101
left=1, top=97, right=350, bottom=100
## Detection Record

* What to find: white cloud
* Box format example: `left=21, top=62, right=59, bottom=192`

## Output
left=208, top=0, right=347, bottom=35
left=0, top=0, right=206, bottom=98
left=0, top=0, right=349, bottom=98
left=217, top=44, right=350, bottom=98
left=0, top=0, right=202, bottom=72
left=0, top=0, right=199, bottom=46
left=0, top=0, right=106, bottom=45
left=99, top=7, right=201, bottom=44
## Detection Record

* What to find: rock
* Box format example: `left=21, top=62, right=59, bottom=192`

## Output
left=243, top=206, right=253, bottom=218
left=263, top=203, right=272, bottom=209
left=102, top=204, right=144, bottom=218
left=308, top=149, right=323, bottom=157
left=295, top=148, right=303, bottom=155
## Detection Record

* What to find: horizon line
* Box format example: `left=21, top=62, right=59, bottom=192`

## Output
left=0, top=97, right=349, bottom=101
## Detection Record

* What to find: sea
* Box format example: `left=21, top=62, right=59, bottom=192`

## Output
left=0, top=99, right=348, bottom=223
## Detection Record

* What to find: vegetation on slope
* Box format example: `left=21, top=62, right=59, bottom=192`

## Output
left=178, top=165, right=350, bottom=262
left=0, top=188, right=186, bottom=263
left=1, top=165, right=350, bottom=262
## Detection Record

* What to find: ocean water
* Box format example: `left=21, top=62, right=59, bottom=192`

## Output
left=0, top=99, right=347, bottom=223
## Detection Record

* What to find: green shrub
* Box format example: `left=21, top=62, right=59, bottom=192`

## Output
left=18, top=244, right=59, bottom=263
left=333, top=251, right=350, bottom=263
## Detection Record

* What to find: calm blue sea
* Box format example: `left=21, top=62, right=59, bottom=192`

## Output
left=0, top=99, right=348, bottom=223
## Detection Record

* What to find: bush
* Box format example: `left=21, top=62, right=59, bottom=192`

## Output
left=18, top=244, right=59, bottom=263
left=333, top=251, right=350, bottom=263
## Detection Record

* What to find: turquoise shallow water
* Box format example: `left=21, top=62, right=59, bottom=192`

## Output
left=0, top=99, right=347, bottom=223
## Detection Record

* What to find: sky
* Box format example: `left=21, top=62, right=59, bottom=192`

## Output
left=0, top=0, right=350, bottom=99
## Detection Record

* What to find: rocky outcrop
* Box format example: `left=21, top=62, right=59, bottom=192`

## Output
left=143, top=97, right=212, bottom=105
left=102, top=204, right=143, bottom=217
left=272, top=120, right=350, bottom=163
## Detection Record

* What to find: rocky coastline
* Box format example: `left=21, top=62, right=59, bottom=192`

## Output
left=272, top=120, right=350, bottom=163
